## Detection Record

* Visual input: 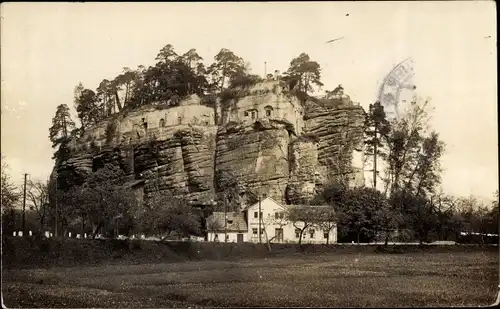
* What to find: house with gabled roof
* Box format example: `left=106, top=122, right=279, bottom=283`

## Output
left=206, top=211, right=248, bottom=242
left=206, top=196, right=337, bottom=244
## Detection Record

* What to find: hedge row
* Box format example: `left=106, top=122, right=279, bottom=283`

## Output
left=2, top=236, right=496, bottom=269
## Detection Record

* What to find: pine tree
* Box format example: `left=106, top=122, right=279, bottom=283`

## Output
left=49, top=104, right=76, bottom=160
left=364, top=101, right=391, bottom=189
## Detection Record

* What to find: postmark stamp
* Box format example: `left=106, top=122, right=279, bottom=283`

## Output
left=378, top=57, right=417, bottom=120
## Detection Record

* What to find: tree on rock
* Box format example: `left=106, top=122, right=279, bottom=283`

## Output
left=96, top=79, right=115, bottom=116
left=208, top=48, right=246, bottom=92
left=284, top=53, right=324, bottom=94
left=181, top=48, right=204, bottom=70
left=155, top=44, right=178, bottom=64
left=74, top=86, right=100, bottom=129
left=49, top=104, right=76, bottom=161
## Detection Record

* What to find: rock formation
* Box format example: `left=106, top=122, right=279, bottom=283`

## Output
left=53, top=81, right=365, bottom=206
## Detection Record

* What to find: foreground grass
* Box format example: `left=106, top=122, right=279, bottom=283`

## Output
left=3, top=251, right=498, bottom=307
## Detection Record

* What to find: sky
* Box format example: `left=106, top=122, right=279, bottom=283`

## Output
left=1, top=2, right=497, bottom=201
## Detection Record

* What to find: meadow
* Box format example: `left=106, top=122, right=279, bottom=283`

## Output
left=3, top=245, right=498, bottom=308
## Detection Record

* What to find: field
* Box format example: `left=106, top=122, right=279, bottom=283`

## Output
left=3, top=249, right=498, bottom=307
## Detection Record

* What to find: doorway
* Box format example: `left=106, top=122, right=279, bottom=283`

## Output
left=237, top=233, right=244, bottom=243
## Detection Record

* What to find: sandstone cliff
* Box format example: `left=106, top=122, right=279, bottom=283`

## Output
left=53, top=80, right=365, bottom=206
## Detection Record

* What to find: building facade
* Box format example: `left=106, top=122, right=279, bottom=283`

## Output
left=206, top=197, right=337, bottom=244
left=206, top=211, right=248, bottom=243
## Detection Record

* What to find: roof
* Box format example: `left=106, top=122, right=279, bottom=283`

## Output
left=242, top=196, right=284, bottom=211
left=207, top=212, right=247, bottom=232
left=242, top=196, right=332, bottom=212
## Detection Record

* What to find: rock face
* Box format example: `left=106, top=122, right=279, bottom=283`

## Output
left=54, top=81, right=365, bottom=206
left=303, top=96, right=365, bottom=188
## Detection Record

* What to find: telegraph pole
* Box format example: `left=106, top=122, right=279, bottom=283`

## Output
left=258, top=196, right=262, bottom=244
left=224, top=194, right=228, bottom=243
left=55, top=177, right=58, bottom=237
left=22, top=173, right=28, bottom=235
left=373, top=122, right=378, bottom=189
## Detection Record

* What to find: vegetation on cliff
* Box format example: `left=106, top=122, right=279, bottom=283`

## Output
left=59, top=45, right=325, bottom=130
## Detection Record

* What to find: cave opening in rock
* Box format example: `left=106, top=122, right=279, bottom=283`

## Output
left=264, top=105, right=273, bottom=117
left=92, top=157, right=105, bottom=172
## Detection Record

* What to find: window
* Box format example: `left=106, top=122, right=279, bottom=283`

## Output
left=251, top=110, right=257, bottom=119
left=253, top=228, right=258, bottom=235
left=324, top=232, right=329, bottom=239
left=254, top=212, right=258, bottom=218
left=178, top=116, right=182, bottom=124
left=260, top=212, right=263, bottom=218
left=260, top=229, right=264, bottom=235
left=159, top=118, right=165, bottom=127
left=275, top=212, right=279, bottom=219
left=275, top=212, right=284, bottom=219
left=227, top=220, right=233, bottom=224
left=244, top=111, right=249, bottom=117
left=295, top=228, right=301, bottom=238
left=264, top=106, right=273, bottom=117
left=309, top=229, right=315, bottom=239
left=226, top=235, right=230, bottom=241
left=214, top=234, right=219, bottom=241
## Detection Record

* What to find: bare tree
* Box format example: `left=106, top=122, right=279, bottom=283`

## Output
left=315, top=207, right=337, bottom=244
left=26, top=179, right=49, bottom=233
left=286, top=206, right=324, bottom=246
left=1, top=155, right=20, bottom=212
left=206, top=215, right=224, bottom=242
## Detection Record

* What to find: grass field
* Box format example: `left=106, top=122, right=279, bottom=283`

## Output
left=3, top=250, right=498, bottom=308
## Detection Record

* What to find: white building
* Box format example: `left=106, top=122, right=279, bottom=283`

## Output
left=206, top=197, right=337, bottom=244
left=206, top=211, right=248, bottom=243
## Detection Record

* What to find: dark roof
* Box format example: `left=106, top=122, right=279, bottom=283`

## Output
left=207, top=212, right=247, bottom=232
left=242, top=197, right=331, bottom=212
left=287, top=204, right=332, bottom=209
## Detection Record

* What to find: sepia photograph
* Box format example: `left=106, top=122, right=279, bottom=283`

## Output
left=1, top=1, right=498, bottom=307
